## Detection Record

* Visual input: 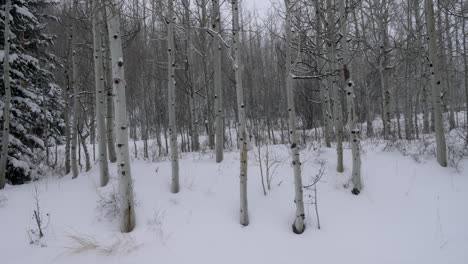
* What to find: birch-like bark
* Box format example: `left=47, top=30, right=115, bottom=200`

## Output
left=0, top=0, right=12, bottom=189
left=212, top=0, right=223, bottom=163
left=93, top=0, right=109, bottom=187
left=413, top=0, right=430, bottom=134
left=376, top=0, right=392, bottom=140
left=183, top=0, right=200, bottom=152
left=425, top=0, right=447, bottom=167
left=102, top=7, right=117, bottom=163
left=232, top=0, right=249, bottom=226
left=315, top=0, right=332, bottom=148
left=167, top=0, right=179, bottom=193
left=326, top=0, right=344, bottom=172
left=444, top=11, right=456, bottom=130
left=354, top=8, right=374, bottom=137
left=339, top=0, right=362, bottom=194
left=71, top=0, right=79, bottom=179
left=106, top=0, right=136, bottom=232
left=284, top=0, right=305, bottom=234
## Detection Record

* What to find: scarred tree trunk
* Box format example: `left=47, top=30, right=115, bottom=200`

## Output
left=167, top=0, right=179, bottom=193
left=106, top=0, right=136, bottom=232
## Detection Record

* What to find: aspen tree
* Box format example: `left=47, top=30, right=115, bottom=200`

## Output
left=106, top=0, right=136, bottom=232
left=71, top=0, right=79, bottom=179
left=232, top=0, right=249, bottom=226
left=424, top=0, right=447, bottom=167
left=284, top=0, right=305, bottom=234
left=339, top=0, right=362, bottom=194
left=326, top=0, right=344, bottom=172
left=93, top=0, right=109, bottom=187
left=315, top=0, right=333, bottom=148
left=102, top=12, right=117, bottom=163
left=183, top=0, right=200, bottom=152
left=412, top=0, right=430, bottom=134
left=167, top=0, right=180, bottom=193
left=375, top=0, right=392, bottom=140
left=212, top=0, right=223, bottom=163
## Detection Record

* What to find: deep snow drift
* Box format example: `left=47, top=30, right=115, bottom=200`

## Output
left=0, top=139, right=467, bottom=264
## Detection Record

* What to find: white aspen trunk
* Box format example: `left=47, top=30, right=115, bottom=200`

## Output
left=354, top=9, right=374, bottom=137
left=404, top=6, right=414, bottom=140
left=284, top=0, right=305, bottom=234
left=212, top=0, right=223, bottom=163
left=0, top=0, right=12, bottom=189
left=71, top=0, right=79, bottom=179
left=315, top=0, right=332, bottom=148
left=376, top=0, right=392, bottom=140
left=106, top=0, right=136, bottom=232
left=232, top=0, right=249, bottom=226
left=444, top=12, right=456, bottom=130
left=102, top=8, right=117, bottom=163
left=412, top=0, right=430, bottom=134
left=183, top=0, right=200, bottom=152
left=326, top=0, right=344, bottom=173
left=339, top=0, right=362, bottom=194
left=93, top=0, right=109, bottom=187
left=425, top=0, right=447, bottom=167
left=167, top=0, right=179, bottom=193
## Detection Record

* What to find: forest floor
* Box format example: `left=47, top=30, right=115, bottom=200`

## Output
left=1, top=135, right=468, bottom=264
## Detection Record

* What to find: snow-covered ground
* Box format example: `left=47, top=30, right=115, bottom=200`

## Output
left=1, top=139, right=467, bottom=264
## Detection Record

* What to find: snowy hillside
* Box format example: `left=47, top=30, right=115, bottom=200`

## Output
left=1, top=140, right=467, bottom=264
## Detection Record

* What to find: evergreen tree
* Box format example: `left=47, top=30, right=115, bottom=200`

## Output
left=0, top=0, right=63, bottom=185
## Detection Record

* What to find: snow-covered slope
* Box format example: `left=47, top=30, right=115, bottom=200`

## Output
left=1, top=142, right=467, bottom=264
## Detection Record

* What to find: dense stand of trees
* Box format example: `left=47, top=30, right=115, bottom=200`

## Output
left=1, top=0, right=467, bottom=233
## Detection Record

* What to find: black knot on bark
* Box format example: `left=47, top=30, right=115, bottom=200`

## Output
left=291, top=143, right=297, bottom=149
left=118, top=61, right=124, bottom=67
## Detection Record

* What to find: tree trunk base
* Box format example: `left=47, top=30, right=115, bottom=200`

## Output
left=292, top=223, right=305, bottom=234
left=351, top=188, right=360, bottom=195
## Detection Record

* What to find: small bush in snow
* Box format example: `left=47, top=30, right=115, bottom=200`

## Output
left=447, top=128, right=468, bottom=172
left=27, top=186, right=49, bottom=247
left=96, top=183, right=120, bottom=221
